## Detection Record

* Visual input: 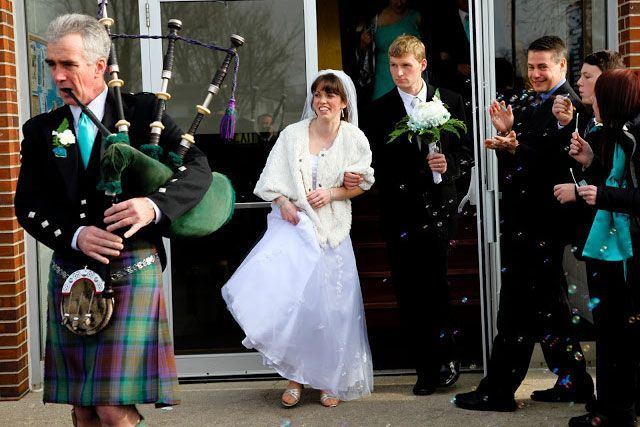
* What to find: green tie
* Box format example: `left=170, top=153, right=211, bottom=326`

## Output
left=77, top=112, right=95, bottom=169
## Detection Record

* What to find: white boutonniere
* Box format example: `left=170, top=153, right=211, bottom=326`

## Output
left=51, top=118, right=75, bottom=158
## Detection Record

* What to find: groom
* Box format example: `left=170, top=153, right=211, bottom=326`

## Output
left=361, top=34, right=472, bottom=395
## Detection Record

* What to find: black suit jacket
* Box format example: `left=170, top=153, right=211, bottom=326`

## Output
left=15, top=91, right=212, bottom=268
left=498, top=81, right=585, bottom=241
left=363, top=84, right=472, bottom=240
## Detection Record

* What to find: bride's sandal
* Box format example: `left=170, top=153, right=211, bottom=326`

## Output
left=320, top=391, right=339, bottom=407
left=281, top=384, right=302, bottom=407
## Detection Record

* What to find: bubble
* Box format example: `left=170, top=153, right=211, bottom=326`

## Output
left=571, top=315, right=581, bottom=324
left=588, top=297, right=601, bottom=311
left=432, top=211, right=439, bottom=217
left=583, top=344, right=591, bottom=352
left=436, top=221, right=443, bottom=227
left=280, top=419, right=292, bottom=427
left=571, top=307, right=579, bottom=315
left=609, top=227, right=617, bottom=235
left=591, top=416, right=602, bottom=426
left=538, top=241, right=547, bottom=248
left=629, top=317, right=637, bottom=324
left=568, top=284, right=578, bottom=294
left=501, top=267, right=508, bottom=273
left=399, top=184, right=406, bottom=190
left=400, top=231, right=408, bottom=239
left=599, top=245, right=608, bottom=253
left=566, top=344, right=574, bottom=352
left=461, top=296, right=469, bottom=304
left=571, top=246, right=578, bottom=253
left=574, top=351, right=584, bottom=361
left=592, top=271, right=599, bottom=279
left=449, top=240, right=457, bottom=247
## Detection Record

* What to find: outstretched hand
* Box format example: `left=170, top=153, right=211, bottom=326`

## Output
left=488, top=100, right=514, bottom=134
left=485, top=130, right=518, bottom=154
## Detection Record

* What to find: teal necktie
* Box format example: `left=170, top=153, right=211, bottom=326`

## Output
left=463, top=14, right=470, bottom=41
left=77, top=112, right=95, bottom=169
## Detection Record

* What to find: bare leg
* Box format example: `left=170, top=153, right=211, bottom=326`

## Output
left=95, top=405, right=141, bottom=427
left=72, top=406, right=100, bottom=427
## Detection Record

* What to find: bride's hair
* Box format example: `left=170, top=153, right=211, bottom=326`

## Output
left=301, top=69, right=359, bottom=127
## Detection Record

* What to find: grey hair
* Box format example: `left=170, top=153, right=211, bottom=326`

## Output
left=46, top=14, right=110, bottom=64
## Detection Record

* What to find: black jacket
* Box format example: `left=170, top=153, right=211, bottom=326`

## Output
left=497, top=81, right=585, bottom=242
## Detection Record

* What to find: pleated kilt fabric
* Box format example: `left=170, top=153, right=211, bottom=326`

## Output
left=43, top=241, right=180, bottom=407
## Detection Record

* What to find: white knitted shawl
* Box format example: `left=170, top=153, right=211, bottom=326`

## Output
left=254, top=118, right=375, bottom=248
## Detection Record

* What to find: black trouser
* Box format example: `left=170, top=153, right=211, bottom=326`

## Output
left=585, top=256, right=640, bottom=424
left=480, top=236, right=590, bottom=399
left=387, top=230, right=453, bottom=383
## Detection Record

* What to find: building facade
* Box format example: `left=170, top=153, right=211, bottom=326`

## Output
left=0, top=0, right=635, bottom=399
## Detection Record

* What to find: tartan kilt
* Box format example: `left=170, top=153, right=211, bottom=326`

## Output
left=43, top=242, right=180, bottom=406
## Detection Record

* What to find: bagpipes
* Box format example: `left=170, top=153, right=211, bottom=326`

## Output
left=91, top=0, right=242, bottom=238
left=59, top=0, right=244, bottom=336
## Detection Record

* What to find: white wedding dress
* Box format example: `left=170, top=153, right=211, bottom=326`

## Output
left=221, top=156, right=373, bottom=401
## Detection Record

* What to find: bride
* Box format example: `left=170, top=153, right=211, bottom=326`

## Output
left=222, top=69, right=375, bottom=407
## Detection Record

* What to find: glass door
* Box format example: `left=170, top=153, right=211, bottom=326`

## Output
left=141, top=0, right=316, bottom=377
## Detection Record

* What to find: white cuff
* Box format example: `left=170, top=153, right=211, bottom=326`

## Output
left=146, top=198, right=162, bottom=224
left=71, top=226, right=85, bottom=250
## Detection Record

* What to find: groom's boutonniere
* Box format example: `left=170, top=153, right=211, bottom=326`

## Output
left=51, top=118, right=75, bottom=158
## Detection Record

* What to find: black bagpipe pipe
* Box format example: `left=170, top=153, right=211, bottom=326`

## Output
left=91, top=1, right=243, bottom=237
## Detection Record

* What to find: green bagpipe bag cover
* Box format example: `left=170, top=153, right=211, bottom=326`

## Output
left=98, top=142, right=235, bottom=237
left=169, top=171, right=235, bottom=237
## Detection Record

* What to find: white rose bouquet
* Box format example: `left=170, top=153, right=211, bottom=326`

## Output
left=388, top=90, right=466, bottom=144
left=387, top=90, right=466, bottom=183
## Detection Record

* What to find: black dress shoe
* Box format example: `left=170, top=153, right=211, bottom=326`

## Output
left=569, top=412, right=636, bottom=427
left=438, top=360, right=461, bottom=387
left=531, top=386, right=595, bottom=404
left=412, top=378, right=436, bottom=396
left=453, top=390, right=517, bottom=412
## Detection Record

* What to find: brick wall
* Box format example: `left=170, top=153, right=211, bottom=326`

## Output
left=0, top=0, right=28, bottom=400
left=619, top=0, right=640, bottom=67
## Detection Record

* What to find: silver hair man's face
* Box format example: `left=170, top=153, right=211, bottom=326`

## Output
left=45, top=33, right=107, bottom=106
